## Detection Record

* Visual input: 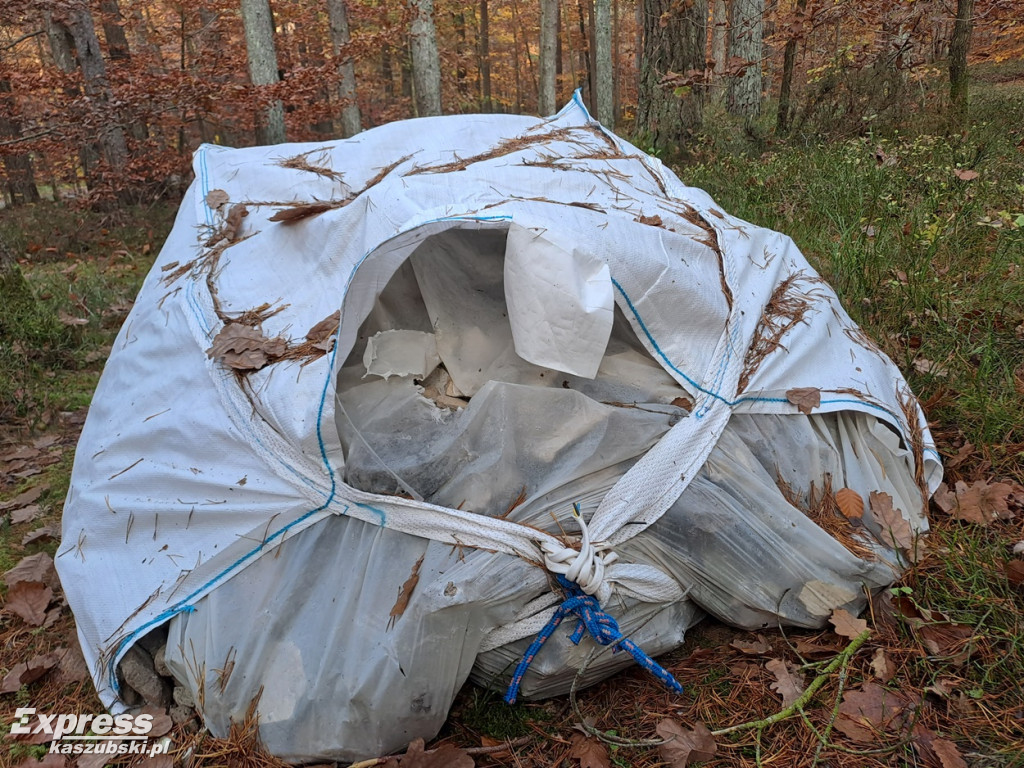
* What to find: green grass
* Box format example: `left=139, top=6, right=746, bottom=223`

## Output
left=683, top=81, right=1024, bottom=459
left=0, top=202, right=172, bottom=423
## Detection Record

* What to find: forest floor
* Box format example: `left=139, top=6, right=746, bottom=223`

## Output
left=2, top=71, right=1023, bottom=768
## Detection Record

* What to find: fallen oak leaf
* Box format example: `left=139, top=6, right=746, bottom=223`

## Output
left=206, top=323, right=288, bottom=372
left=569, top=732, right=610, bottom=768
left=953, top=168, right=978, bottom=181
left=932, top=480, right=1019, bottom=525
left=205, top=189, right=229, bottom=209
left=869, top=647, right=895, bottom=682
left=869, top=491, right=916, bottom=553
left=829, top=608, right=869, bottom=640
left=786, top=387, right=820, bottom=415
left=655, top=719, right=716, bottom=766
left=306, top=310, right=341, bottom=343
left=765, top=658, right=805, bottom=707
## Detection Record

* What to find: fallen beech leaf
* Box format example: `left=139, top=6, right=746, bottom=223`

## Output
left=655, top=719, right=716, bottom=766
left=268, top=201, right=334, bottom=223
left=205, top=189, right=229, bottom=209
left=570, top=732, right=611, bottom=768
left=6, top=581, right=53, bottom=625
left=765, top=658, right=805, bottom=706
left=835, top=682, right=918, bottom=743
left=829, top=608, right=868, bottom=639
left=5, top=552, right=59, bottom=589
left=786, top=387, right=820, bottom=415
left=869, top=491, right=915, bottom=552
left=1, top=652, right=59, bottom=694
left=869, top=648, right=895, bottom=682
left=835, top=488, right=865, bottom=523
left=730, top=634, right=770, bottom=655
left=388, top=554, right=425, bottom=629
left=953, top=168, right=978, bottom=181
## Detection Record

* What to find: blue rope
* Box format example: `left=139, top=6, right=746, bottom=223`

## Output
left=503, top=575, right=684, bottom=704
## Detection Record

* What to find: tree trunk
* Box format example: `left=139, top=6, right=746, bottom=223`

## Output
left=538, top=0, right=558, bottom=115
left=0, top=76, right=41, bottom=205
left=949, top=0, right=974, bottom=115
left=776, top=0, right=806, bottom=133
left=594, top=0, right=612, bottom=126
left=727, top=0, right=763, bottom=119
left=710, top=0, right=727, bottom=106
left=99, top=0, right=130, bottom=60
left=326, top=0, right=362, bottom=137
left=408, top=0, right=442, bottom=116
left=479, top=0, right=492, bottom=112
left=240, top=0, right=286, bottom=145
left=636, top=0, right=706, bottom=154
left=61, top=2, right=130, bottom=173
left=511, top=0, right=523, bottom=110
left=575, top=1, right=591, bottom=104
left=454, top=11, right=468, bottom=96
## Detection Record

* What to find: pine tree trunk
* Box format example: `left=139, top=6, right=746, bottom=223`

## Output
left=949, top=0, right=974, bottom=116
left=538, top=0, right=557, bottom=115
left=727, top=0, right=763, bottom=119
left=636, top=0, right=706, bottom=154
left=408, top=0, right=442, bottom=116
left=326, top=0, right=362, bottom=137
left=240, top=0, right=286, bottom=144
left=594, top=0, right=613, bottom=126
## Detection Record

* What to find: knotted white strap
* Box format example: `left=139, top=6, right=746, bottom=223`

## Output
left=541, top=503, right=619, bottom=600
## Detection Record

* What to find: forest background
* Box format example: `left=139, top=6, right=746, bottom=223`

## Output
left=2, top=2, right=1024, bottom=768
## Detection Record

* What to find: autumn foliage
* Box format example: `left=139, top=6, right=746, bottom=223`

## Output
left=1, top=0, right=1022, bottom=204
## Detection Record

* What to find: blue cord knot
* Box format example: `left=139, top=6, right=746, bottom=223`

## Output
left=503, top=575, right=684, bottom=704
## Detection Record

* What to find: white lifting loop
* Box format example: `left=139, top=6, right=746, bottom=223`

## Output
left=540, top=503, right=619, bottom=603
